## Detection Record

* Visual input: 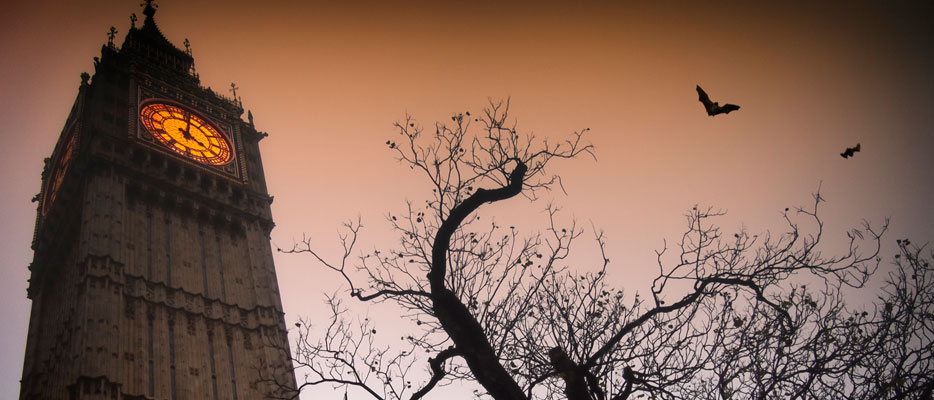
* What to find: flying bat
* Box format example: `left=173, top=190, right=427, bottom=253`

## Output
left=840, top=143, right=860, bottom=159
left=696, top=85, right=740, bottom=116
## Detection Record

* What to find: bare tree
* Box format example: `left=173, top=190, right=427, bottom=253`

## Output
left=848, top=239, right=933, bottom=399
left=274, top=100, right=930, bottom=400
left=680, top=237, right=933, bottom=400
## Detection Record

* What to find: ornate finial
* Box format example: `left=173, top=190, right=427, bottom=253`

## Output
left=80, top=72, right=90, bottom=86
left=130, top=13, right=138, bottom=28
left=229, top=83, right=242, bottom=107
left=247, top=110, right=254, bottom=128
left=141, top=0, right=157, bottom=19
left=184, top=38, right=192, bottom=55
left=107, top=26, right=118, bottom=48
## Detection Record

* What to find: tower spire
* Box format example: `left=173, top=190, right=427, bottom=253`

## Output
left=141, top=0, right=157, bottom=21
left=107, top=26, right=118, bottom=48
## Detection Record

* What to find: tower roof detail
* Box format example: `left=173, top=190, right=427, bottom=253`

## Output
left=120, top=0, right=194, bottom=72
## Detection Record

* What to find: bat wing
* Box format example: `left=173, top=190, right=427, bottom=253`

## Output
left=841, top=145, right=857, bottom=158
left=696, top=85, right=712, bottom=104
left=696, top=85, right=715, bottom=114
left=719, top=104, right=740, bottom=114
left=840, top=143, right=861, bottom=158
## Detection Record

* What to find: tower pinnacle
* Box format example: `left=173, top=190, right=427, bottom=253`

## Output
left=142, top=0, right=157, bottom=20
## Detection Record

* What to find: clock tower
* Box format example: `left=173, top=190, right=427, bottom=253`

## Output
left=20, top=2, right=297, bottom=399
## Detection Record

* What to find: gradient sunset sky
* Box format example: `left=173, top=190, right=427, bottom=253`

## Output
left=1, top=1, right=932, bottom=397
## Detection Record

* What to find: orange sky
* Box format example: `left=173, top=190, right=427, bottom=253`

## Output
left=1, top=1, right=932, bottom=397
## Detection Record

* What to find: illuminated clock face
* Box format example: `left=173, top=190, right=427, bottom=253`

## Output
left=139, top=100, right=233, bottom=165
left=42, top=127, right=77, bottom=215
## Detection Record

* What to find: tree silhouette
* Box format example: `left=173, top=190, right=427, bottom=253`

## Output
left=272, top=100, right=931, bottom=400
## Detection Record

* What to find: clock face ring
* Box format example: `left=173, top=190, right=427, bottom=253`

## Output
left=139, top=99, right=233, bottom=165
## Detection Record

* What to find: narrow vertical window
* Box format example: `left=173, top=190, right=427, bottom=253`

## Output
left=226, top=336, right=239, bottom=400
left=147, top=317, right=154, bottom=397
left=165, top=216, right=172, bottom=286
left=146, top=211, right=153, bottom=280
left=207, top=331, right=219, bottom=400
left=199, top=230, right=209, bottom=296
left=215, top=236, right=227, bottom=302
left=169, top=320, right=177, bottom=400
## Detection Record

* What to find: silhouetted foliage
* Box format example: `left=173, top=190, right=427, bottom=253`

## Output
left=272, top=100, right=931, bottom=400
left=681, top=238, right=933, bottom=399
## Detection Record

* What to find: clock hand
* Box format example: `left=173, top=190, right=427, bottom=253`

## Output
left=178, top=113, right=194, bottom=140
left=177, top=112, right=207, bottom=148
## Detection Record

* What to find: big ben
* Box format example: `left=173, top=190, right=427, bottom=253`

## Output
left=20, top=2, right=297, bottom=399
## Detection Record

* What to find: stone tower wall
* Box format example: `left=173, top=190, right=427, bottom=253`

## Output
left=20, top=5, right=296, bottom=399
